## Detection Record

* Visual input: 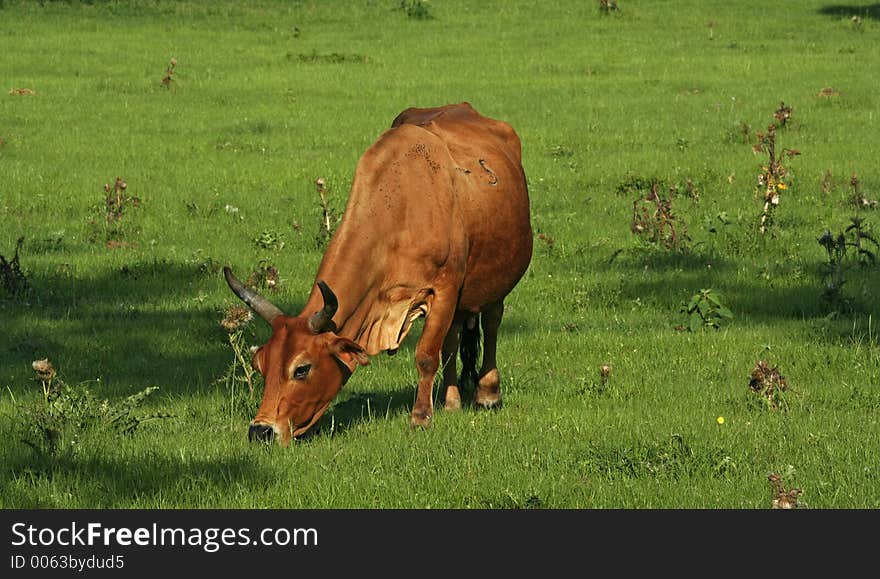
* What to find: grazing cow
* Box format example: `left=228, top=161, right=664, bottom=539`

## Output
left=224, top=102, right=532, bottom=445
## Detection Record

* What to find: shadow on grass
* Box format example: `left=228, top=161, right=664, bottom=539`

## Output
left=311, top=387, right=415, bottom=437
left=818, top=4, right=880, bottom=19
left=600, top=246, right=879, bottom=323
left=0, top=261, right=307, bottom=397
left=0, top=450, right=262, bottom=508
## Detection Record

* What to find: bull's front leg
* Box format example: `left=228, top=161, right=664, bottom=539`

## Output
left=410, top=293, right=457, bottom=428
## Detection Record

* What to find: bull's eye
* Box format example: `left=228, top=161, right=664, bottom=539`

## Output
left=293, top=364, right=312, bottom=380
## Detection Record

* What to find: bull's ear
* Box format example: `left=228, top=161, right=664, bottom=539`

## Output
left=250, top=346, right=264, bottom=373
left=329, top=337, right=370, bottom=371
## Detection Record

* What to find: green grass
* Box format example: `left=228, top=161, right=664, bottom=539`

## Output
left=1, top=0, right=879, bottom=508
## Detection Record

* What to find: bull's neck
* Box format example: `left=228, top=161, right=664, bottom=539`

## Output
left=296, top=222, right=379, bottom=340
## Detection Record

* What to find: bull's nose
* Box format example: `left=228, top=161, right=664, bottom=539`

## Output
left=248, top=424, right=275, bottom=443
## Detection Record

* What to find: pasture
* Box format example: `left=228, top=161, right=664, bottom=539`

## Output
left=1, top=0, right=878, bottom=508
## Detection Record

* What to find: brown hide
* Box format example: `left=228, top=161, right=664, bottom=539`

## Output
left=231, top=102, right=532, bottom=444
left=300, top=102, right=533, bottom=354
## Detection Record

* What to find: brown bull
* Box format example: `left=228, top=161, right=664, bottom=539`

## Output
left=224, top=102, right=533, bottom=445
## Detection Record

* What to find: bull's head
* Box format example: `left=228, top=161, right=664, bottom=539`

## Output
left=223, top=267, right=369, bottom=446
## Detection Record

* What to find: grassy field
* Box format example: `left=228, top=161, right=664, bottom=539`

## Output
left=1, top=0, right=878, bottom=509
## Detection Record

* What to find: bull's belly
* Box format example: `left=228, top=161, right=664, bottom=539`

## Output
left=456, top=232, right=532, bottom=312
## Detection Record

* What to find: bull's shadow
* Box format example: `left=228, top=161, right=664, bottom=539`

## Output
left=312, top=388, right=414, bottom=437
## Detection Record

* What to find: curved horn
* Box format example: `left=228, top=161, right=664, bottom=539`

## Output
left=308, top=280, right=338, bottom=333
left=223, top=266, right=285, bottom=324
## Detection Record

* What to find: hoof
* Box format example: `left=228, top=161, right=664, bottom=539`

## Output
left=474, top=390, right=502, bottom=409
left=475, top=368, right=502, bottom=409
left=409, top=409, right=433, bottom=429
left=444, top=386, right=462, bottom=411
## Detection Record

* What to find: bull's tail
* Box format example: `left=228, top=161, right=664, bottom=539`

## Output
left=459, top=315, right=481, bottom=391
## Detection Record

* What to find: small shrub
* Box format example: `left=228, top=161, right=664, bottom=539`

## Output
left=818, top=218, right=877, bottom=310
left=16, top=359, right=172, bottom=459
left=88, top=177, right=142, bottom=244
left=630, top=182, right=691, bottom=251
left=680, top=289, right=733, bottom=332
left=817, top=230, right=850, bottom=311
left=845, top=216, right=878, bottom=266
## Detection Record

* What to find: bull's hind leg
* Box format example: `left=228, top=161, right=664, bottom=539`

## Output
left=441, top=317, right=463, bottom=411
left=475, top=301, right=504, bottom=409
left=410, top=294, right=457, bottom=428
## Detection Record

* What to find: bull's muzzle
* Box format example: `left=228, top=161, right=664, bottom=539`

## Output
left=248, top=423, right=276, bottom=443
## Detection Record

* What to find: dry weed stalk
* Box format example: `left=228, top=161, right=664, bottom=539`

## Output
left=161, top=58, right=177, bottom=88
left=32, top=358, right=62, bottom=403
left=768, top=473, right=802, bottom=509
left=314, top=178, right=341, bottom=246
left=850, top=173, right=877, bottom=209
left=749, top=360, right=789, bottom=410
left=315, top=178, right=331, bottom=236
left=821, top=170, right=832, bottom=195
left=773, top=102, right=793, bottom=127
left=753, top=124, right=799, bottom=234
left=104, top=177, right=140, bottom=222
left=220, top=305, right=256, bottom=399
left=600, top=364, right=611, bottom=387
left=247, top=260, right=280, bottom=292
left=630, top=182, right=690, bottom=251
